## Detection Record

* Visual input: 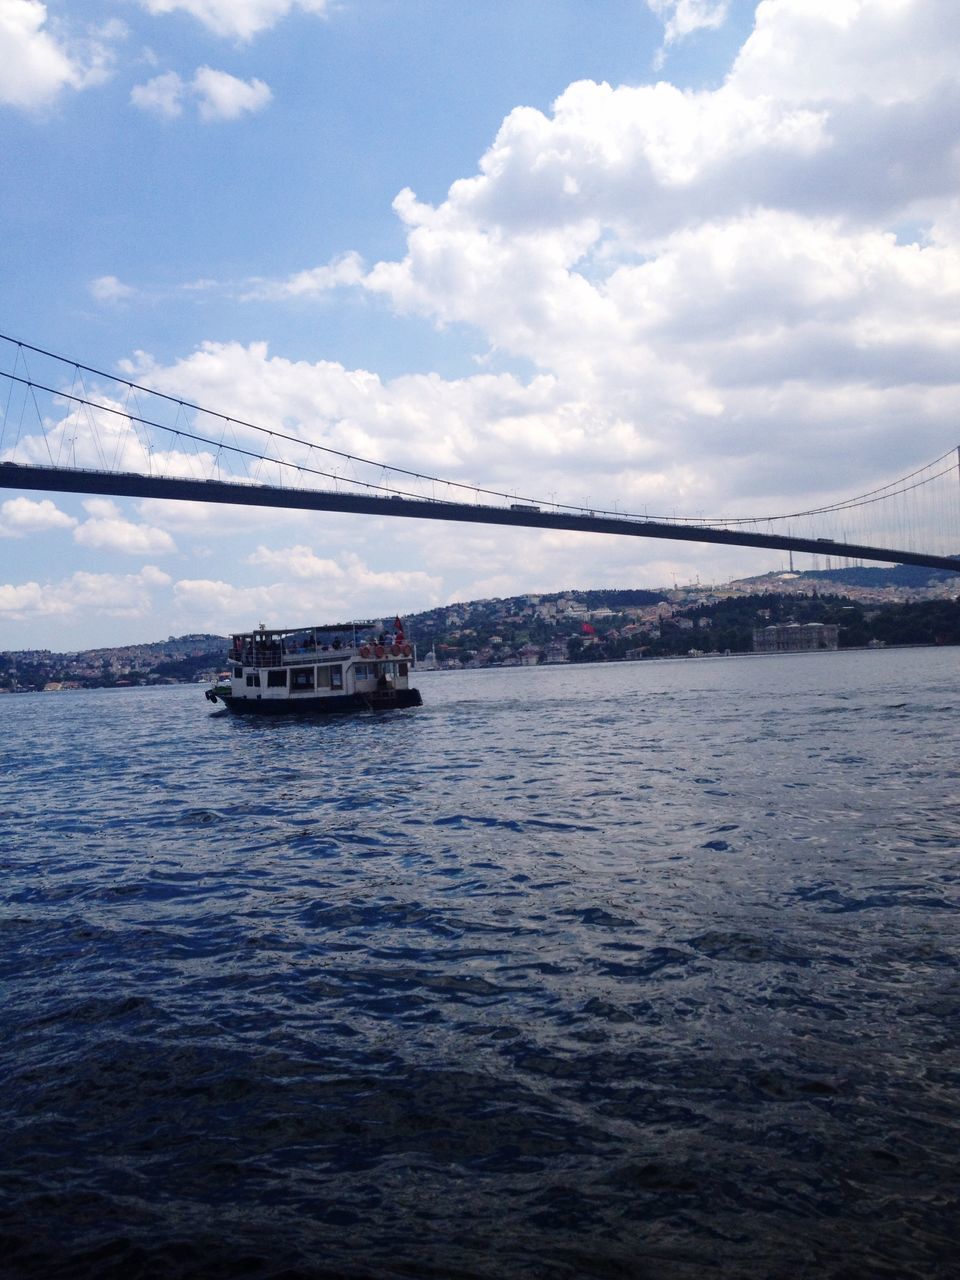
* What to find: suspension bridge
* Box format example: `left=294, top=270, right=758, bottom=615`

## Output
left=1, top=333, right=958, bottom=574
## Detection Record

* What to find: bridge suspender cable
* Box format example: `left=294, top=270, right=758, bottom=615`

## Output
left=0, top=332, right=558, bottom=515
left=0, top=331, right=958, bottom=541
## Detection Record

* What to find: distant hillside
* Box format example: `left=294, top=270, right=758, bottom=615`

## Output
left=749, top=563, right=960, bottom=589
left=5, top=576, right=960, bottom=692
left=1, top=634, right=229, bottom=692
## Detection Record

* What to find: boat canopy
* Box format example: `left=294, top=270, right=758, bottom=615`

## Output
left=232, top=620, right=384, bottom=644
left=229, top=621, right=408, bottom=665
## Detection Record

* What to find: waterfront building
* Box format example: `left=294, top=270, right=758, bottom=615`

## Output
left=752, top=622, right=839, bottom=653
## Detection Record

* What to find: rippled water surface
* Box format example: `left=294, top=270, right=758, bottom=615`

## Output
left=3, top=649, right=959, bottom=1278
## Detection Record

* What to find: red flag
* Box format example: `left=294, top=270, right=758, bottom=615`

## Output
left=581, top=622, right=595, bottom=634
left=394, top=615, right=405, bottom=639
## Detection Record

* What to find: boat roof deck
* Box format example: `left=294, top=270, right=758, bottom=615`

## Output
left=231, top=621, right=384, bottom=641
left=231, top=626, right=411, bottom=667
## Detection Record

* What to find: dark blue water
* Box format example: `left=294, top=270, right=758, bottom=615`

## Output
left=2, top=649, right=959, bottom=1279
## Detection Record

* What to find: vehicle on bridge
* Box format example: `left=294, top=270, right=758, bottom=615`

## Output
left=205, top=621, right=422, bottom=715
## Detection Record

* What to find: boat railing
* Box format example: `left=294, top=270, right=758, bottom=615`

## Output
left=230, top=646, right=360, bottom=667
left=230, top=642, right=412, bottom=668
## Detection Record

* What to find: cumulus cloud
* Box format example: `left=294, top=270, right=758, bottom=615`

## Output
left=648, top=0, right=730, bottom=47
left=89, top=274, right=136, bottom=303
left=248, top=544, right=345, bottom=579
left=0, top=0, right=118, bottom=110
left=134, top=496, right=311, bottom=537
left=73, top=498, right=177, bottom=555
left=0, top=496, right=76, bottom=537
left=169, top=577, right=333, bottom=636
left=731, top=0, right=960, bottom=106
left=0, top=566, right=171, bottom=620
left=130, top=69, right=184, bottom=117
left=131, top=66, right=271, bottom=121
left=172, top=557, right=444, bottom=636
left=247, top=544, right=442, bottom=595
left=192, top=65, right=271, bottom=120
left=0, top=0, right=79, bottom=109
left=113, top=338, right=572, bottom=483
left=138, top=0, right=329, bottom=42
left=245, top=252, right=366, bottom=300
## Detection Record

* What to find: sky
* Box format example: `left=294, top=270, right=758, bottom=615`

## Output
left=1, top=0, right=959, bottom=649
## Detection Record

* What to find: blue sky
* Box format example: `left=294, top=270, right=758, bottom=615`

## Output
left=2, top=0, right=959, bottom=648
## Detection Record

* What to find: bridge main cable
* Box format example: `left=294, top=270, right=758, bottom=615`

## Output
left=0, top=334, right=579, bottom=517
left=3, top=332, right=956, bottom=529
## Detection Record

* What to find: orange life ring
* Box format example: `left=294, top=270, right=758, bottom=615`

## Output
left=401, top=643, right=412, bottom=657
left=390, top=645, right=401, bottom=656
left=360, top=645, right=371, bottom=658
left=375, top=644, right=385, bottom=658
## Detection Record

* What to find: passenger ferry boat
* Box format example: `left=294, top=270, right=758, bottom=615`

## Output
left=205, top=620, right=422, bottom=715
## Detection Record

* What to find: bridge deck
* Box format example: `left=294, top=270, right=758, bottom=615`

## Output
left=2, top=462, right=957, bottom=573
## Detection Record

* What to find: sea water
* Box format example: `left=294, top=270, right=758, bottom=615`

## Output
left=2, top=648, right=958, bottom=1279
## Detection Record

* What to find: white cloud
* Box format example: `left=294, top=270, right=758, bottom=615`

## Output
left=89, top=274, right=137, bottom=303
left=130, top=69, right=184, bottom=117
left=648, top=1, right=730, bottom=46
left=0, top=496, right=76, bottom=537
left=248, top=544, right=345, bottom=579
left=131, top=66, right=271, bottom=121
left=0, top=566, right=171, bottom=621
left=112, top=338, right=574, bottom=482
left=83, top=498, right=120, bottom=519
left=171, top=557, right=444, bottom=636
left=0, top=0, right=116, bottom=110
left=139, top=0, right=328, bottom=42
left=73, top=498, right=177, bottom=555
left=134, top=496, right=311, bottom=538
left=245, top=252, right=366, bottom=300
left=170, top=577, right=330, bottom=635
left=192, top=65, right=271, bottom=120
left=246, top=544, right=442, bottom=596
left=730, top=0, right=960, bottom=106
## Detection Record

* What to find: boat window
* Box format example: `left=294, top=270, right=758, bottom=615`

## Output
left=246, top=673, right=261, bottom=688
left=233, top=666, right=242, bottom=678
left=330, top=666, right=343, bottom=690
left=398, top=662, right=408, bottom=676
left=267, top=669, right=287, bottom=689
left=291, top=666, right=315, bottom=690
left=316, top=666, right=331, bottom=689
left=354, top=664, right=371, bottom=680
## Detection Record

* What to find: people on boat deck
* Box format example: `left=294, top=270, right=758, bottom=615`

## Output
left=231, top=631, right=399, bottom=662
